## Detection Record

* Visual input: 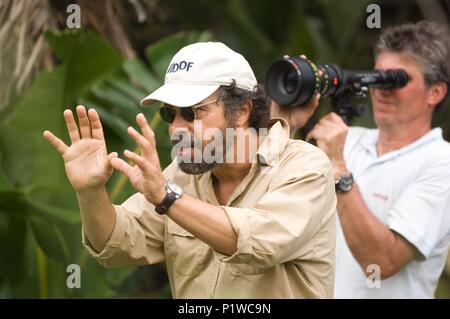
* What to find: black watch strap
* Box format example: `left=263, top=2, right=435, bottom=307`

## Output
left=155, top=191, right=178, bottom=215
left=155, top=182, right=183, bottom=215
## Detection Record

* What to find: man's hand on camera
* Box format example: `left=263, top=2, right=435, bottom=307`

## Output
left=306, top=112, right=349, bottom=179
left=270, top=93, right=320, bottom=133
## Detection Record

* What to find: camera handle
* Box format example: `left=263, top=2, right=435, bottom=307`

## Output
left=331, top=86, right=368, bottom=124
left=308, top=86, right=367, bottom=146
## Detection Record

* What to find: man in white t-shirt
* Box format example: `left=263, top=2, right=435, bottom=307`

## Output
left=306, top=21, right=450, bottom=298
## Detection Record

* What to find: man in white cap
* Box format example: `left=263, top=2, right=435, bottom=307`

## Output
left=43, top=42, right=337, bottom=298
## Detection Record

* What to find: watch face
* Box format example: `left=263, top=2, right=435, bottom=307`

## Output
left=340, top=180, right=353, bottom=192
left=167, top=182, right=183, bottom=197
left=336, top=173, right=354, bottom=192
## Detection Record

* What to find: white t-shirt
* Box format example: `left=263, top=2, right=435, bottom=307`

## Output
left=335, top=126, right=450, bottom=298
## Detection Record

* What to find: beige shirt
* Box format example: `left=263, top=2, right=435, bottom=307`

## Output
left=83, top=118, right=337, bottom=298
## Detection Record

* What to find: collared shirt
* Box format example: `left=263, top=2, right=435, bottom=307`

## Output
left=335, top=127, right=450, bottom=298
left=83, top=118, right=337, bottom=298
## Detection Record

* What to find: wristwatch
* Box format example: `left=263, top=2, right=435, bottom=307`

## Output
left=335, top=172, right=354, bottom=192
left=155, top=181, right=183, bottom=215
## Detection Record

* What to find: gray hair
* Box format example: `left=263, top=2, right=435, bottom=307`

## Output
left=374, top=21, right=450, bottom=112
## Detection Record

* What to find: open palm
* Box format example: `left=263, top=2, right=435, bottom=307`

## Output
left=43, top=105, right=117, bottom=192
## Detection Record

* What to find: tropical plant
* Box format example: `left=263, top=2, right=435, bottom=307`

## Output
left=0, top=28, right=212, bottom=298
left=1, top=0, right=449, bottom=299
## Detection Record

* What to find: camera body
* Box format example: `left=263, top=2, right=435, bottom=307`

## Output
left=265, top=57, right=410, bottom=123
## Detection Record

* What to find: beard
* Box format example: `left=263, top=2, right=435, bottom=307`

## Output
left=171, top=123, right=234, bottom=175
left=178, top=161, right=217, bottom=175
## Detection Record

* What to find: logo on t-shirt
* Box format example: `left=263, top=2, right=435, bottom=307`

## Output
left=372, top=192, right=389, bottom=202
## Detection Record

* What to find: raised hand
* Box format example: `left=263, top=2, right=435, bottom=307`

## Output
left=271, top=93, right=320, bottom=133
left=110, top=113, right=167, bottom=206
left=43, top=105, right=118, bottom=192
left=306, top=112, right=349, bottom=178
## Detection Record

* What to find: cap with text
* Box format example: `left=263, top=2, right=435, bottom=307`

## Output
left=140, top=42, right=257, bottom=107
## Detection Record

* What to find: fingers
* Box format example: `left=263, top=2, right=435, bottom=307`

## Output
left=110, top=157, right=133, bottom=178
left=88, top=108, right=105, bottom=141
left=108, top=152, right=118, bottom=161
left=67, top=105, right=104, bottom=141
left=128, top=126, right=152, bottom=158
left=63, top=109, right=80, bottom=143
left=136, top=113, right=158, bottom=159
left=110, top=150, right=149, bottom=180
left=310, top=93, right=320, bottom=106
left=307, top=113, right=347, bottom=143
left=283, top=54, right=307, bottom=60
left=305, top=126, right=317, bottom=142
left=309, top=94, right=321, bottom=114
left=43, top=130, right=68, bottom=155
left=321, top=112, right=345, bottom=126
left=123, top=149, right=148, bottom=171
left=305, top=131, right=313, bottom=142
left=129, top=113, right=159, bottom=164
left=136, top=113, right=155, bottom=146
left=306, top=126, right=325, bottom=143
left=76, top=105, right=92, bottom=139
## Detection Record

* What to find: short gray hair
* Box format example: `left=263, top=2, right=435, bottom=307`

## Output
left=374, top=21, right=450, bottom=112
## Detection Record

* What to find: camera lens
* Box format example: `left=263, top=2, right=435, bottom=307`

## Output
left=266, top=57, right=317, bottom=106
left=266, top=56, right=409, bottom=108
left=283, top=70, right=298, bottom=94
left=266, top=57, right=346, bottom=107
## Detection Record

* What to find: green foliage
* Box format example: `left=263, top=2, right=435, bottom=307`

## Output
left=1, top=0, right=448, bottom=298
left=0, top=28, right=213, bottom=298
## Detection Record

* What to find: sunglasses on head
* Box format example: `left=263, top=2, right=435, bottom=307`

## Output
left=158, top=99, right=218, bottom=124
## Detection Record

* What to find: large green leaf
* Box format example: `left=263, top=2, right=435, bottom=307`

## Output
left=45, top=30, right=123, bottom=103
left=0, top=171, right=9, bottom=192
left=0, top=124, right=38, bottom=189
left=106, top=77, right=148, bottom=103
left=0, top=190, right=29, bottom=216
left=122, top=58, right=161, bottom=92
left=0, top=208, right=27, bottom=283
left=10, top=30, right=123, bottom=137
left=227, top=0, right=272, bottom=53
left=30, top=220, right=69, bottom=263
left=90, top=85, right=141, bottom=123
left=0, top=123, right=69, bottom=200
left=27, top=198, right=80, bottom=226
left=6, top=30, right=124, bottom=193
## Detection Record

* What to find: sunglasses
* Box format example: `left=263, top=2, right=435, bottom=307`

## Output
left=159, top=99, right=218, bottom=124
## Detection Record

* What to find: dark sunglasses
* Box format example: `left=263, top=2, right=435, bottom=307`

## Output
left=159, top=99, right=218, bottom=124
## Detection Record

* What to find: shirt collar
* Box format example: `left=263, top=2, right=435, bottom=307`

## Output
left=360, top=127, right=443, bottom=160
left=256, top=117, right=291, bottom=166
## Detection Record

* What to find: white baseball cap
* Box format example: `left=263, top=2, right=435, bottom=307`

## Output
left=140, top=42, right=257, bottom=107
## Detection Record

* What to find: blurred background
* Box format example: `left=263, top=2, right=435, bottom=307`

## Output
left=0, top=0, right=449, bottom=298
